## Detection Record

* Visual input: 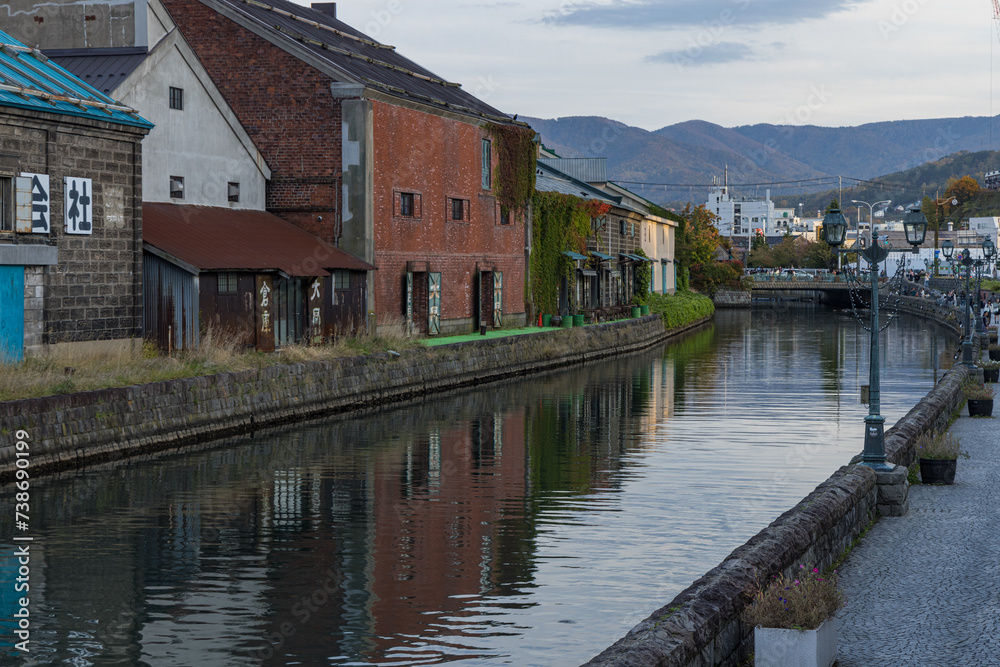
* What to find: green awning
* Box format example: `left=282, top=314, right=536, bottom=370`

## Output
left=562, top=251, right=587, bottom=261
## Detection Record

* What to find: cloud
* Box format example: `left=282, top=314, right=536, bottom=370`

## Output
left=646, top=41, right=754, bottom=66
left=543, top=0, right=868, bottom=29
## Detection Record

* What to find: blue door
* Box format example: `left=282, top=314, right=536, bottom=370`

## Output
left=0, top=265, right=24, bottom=363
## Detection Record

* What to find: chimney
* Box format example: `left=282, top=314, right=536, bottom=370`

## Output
left=311, top=2, right=336, bottom=17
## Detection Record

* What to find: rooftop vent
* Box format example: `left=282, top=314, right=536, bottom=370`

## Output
left=311, top=2, right=336, bottom=17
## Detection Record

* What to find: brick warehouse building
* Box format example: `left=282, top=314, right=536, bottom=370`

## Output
left=0, top=30, right=151, bottom=362
left=159, top=0, right=531, bottom=335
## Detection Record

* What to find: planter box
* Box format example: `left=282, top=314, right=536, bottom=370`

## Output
left=968, top=398, right=994, bottom=417
left=984, top=368, right=999, bottom=383
left=920, top=457, right=957, bottom=485
left=989, top=349, right=1000, bottom=361
left=754, top=618, right=837, bottom=667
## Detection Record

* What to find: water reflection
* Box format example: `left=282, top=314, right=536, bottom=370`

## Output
left=0, top=307, right=953, bottom=666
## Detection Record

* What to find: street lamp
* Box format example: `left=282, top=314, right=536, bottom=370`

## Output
left=851, top=199, right=890, bottom=235
left=932, top=197, right=959, bottom=276
left=942, top=237, right=996, bottom=365
left=823, top=207, right=927, bottom=471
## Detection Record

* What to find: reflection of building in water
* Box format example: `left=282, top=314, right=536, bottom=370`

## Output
left=367, top=410, right=528, bottom=657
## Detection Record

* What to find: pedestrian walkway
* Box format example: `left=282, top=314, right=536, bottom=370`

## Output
left=836, top=412, right=1000, bottom=665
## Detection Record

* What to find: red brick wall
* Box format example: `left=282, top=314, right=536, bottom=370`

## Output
left=162, top=0, right=526, bottom=330
left=161, top=0, right=342, bottom=244
left=371, top=101, right=525, bottom=328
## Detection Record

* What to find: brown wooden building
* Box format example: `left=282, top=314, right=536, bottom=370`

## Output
left=143, top=203, right=374, bottom=351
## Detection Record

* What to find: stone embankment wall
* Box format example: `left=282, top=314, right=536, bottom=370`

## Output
left=584, top=298, right=973, bottom=667
left=712, top=289, right=751, bottom=308
left=0, top=315, right=709, bottom=482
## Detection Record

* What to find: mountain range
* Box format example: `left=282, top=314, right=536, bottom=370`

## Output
left=523, top=114, right=1000, bottom=208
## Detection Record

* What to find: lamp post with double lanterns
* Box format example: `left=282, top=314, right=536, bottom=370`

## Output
left=822, top=207, right=928, bottom=471
left=941, top=237, right=996, bottom=366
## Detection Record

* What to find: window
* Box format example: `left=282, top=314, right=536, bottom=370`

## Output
left=481, top=139, right=491, bottom=189
left=394, top=190, right=421, bottom=219
left=0, top=176, right=11, bottom=232
left=170, top=176, right=184, bottom=199
left=228, top=182, right=240, bottom=203
left=499, top=208, right=511, bottom=225
left=218, top=272, right=238, bottom=293
left=169, top=87, right=183, bottom=110
left=334, top=270, right=350, bottom=291
left=619, top=219, right=626, bottom=236
left=451, top=198, right=464, bottom=221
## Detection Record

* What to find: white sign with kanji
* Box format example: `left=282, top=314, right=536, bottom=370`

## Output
left=64, top=176, right=94, bottom=235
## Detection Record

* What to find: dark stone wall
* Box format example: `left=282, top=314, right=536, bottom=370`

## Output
left=0, top=106, right=146, bottom=345
left=0, top=314, right=707, bottom=481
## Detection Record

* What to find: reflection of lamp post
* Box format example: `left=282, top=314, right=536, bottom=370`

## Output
left=942, top=237, right=996, bottom=366
left=823, top=207, right=927, bottom=470
left=933, top=197, right=959, bottom=276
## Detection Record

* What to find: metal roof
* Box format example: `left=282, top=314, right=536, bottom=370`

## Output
left=535, top=161, right=618, bottom=204
left=204, top=0, right=517, bottom=124
left=562, top=251, right=587, bottom=261
left=538, top=157, right=608, bottom=184
left=143, top=203, right=375, bottom=275
left=45, top=47, right=148, bottom=96
left=0, top=31, right=152, bottom=129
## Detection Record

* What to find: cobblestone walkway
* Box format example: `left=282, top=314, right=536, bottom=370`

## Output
left=837, top=414, right=1000, bottom=665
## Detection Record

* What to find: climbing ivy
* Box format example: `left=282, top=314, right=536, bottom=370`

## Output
left=633, top=247, right=652, bottom=303
left=487, top=123, right=537, bottom=216
left=530, top=191, right=592, bottom=314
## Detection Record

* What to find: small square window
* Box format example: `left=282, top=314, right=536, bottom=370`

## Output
left=170, top=176, right=184, bottom=199
left=228, top=182, right=240, bottom=203
left=451, top=198, right=464, bottom=221
left=499, top=208, right=511, bottom=226
left=218, top=272, right=238, bottom=293
left=169, top=87, right=183, bottom=110
left=400, top=192, right=414, bottom=217
left=334, top=270, right=350, bottom=291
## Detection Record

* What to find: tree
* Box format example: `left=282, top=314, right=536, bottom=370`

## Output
left=944, top=175, right=980, bottom=208
left=675, top=204, right=722, bottom=272
left=826, top=199, right=840, bottom=213
left=751, top=231, right=767, bottom=252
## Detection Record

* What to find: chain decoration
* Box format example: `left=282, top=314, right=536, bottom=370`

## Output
left=841, top=244, right=908, bottom=333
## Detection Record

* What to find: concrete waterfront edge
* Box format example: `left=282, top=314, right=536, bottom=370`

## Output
left=0, top=314, right=711, bottom=482
left=582, top=298, right=972, bottom=667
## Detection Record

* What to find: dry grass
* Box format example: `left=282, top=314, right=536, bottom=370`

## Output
left=0, top=326, right=422, bottom=402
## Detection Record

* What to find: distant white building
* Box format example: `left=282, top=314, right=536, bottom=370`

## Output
left=706, top=182, right=776, bottom=238
left=968, top=217, right=999, bottom=245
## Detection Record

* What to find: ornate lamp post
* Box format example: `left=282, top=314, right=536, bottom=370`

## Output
left=822, top=207, right=927, bottom=471
left=942, top=237, right=996, bottom=366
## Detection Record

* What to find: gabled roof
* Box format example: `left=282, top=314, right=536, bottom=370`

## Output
left=0, top=30, right=152, bottom=129
left=44, top=47, right=147, bottom=96
left=200, top=0, right=517, bottom=124
left=535, top=161, right=618, bottom=204
left=143, top=203, right=375, bottom=275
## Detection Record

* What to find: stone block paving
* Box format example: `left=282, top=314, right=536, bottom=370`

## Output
left=836, top=414, right=1000, bottom=665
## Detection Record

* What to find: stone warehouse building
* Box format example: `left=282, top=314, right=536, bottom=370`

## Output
left=0, top=30, right=152, bottom=362
left=157, top=0, right=531, bottom=336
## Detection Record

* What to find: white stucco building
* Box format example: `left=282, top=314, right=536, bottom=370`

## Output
left=41, top=0, right=270, bottom=208
left=968, top=217, right=1000, bottom=245
left=706, top=183, right=776, bottom=238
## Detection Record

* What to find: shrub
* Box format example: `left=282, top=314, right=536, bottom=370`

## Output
left=963, top=380, right=995, bottom=400
left=645, top=291, right=715, bottom=329
left=914, top=431, right=967, bottom=461
left=743, top=564, right=845, bottom=631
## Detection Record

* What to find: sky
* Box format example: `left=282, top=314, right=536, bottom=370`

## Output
left=307, top=0, right=1000, bottom=132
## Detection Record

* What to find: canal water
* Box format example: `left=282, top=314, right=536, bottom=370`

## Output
left=0, top=306, right=954, bottom=666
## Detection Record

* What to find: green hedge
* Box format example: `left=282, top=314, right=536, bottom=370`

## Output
left=646, top=291, right=715, bottom=330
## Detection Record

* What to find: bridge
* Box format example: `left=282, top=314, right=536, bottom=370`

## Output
left=749, top=275, right=926, bottom=307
